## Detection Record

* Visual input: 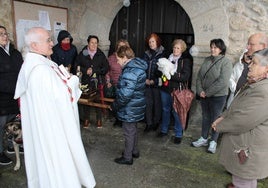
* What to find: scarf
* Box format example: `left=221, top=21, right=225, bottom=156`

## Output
left=61, top=42, right=71, bottom=51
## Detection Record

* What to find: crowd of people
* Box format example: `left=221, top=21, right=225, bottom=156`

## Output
left=0, top=25, right=268, bottom=188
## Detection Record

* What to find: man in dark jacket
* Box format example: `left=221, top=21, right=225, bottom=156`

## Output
left=111, top=46, right=147, bottom=165
left=0, top=25, right=23, bottom=165
left=51, top=30, right=78, bottom=74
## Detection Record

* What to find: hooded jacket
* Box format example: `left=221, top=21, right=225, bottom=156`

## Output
left=51, top=30, right=77, bottom=74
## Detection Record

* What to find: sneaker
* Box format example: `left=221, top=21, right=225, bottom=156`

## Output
left=208, top=140, right=217, bottom=154
left=7, top=146, right=24, bottom=154
left=191, top=137, right=208, bottom=147
left=0, top=153, right=12, bottom=165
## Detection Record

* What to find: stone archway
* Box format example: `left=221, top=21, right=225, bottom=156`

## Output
left=108, top=0, right=194, bottom=57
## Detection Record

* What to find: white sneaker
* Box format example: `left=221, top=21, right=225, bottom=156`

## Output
left=208, top=140, right=217, bottom=154
left=192, top=137, right=208, bottom=147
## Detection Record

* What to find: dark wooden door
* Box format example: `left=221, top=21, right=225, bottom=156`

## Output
left=109, top=0, right=194, bottom=57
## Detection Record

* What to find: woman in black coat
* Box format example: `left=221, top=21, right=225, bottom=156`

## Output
left=158, top=39, right=192, bottom=144
left=0, top=25, right=23, bottom=164
left=75, top=35, right=109, bottom=127
left=51, top=30, right=77, bottom=74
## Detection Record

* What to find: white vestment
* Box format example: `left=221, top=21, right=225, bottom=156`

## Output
left=14, top=52, right=96, bottom=188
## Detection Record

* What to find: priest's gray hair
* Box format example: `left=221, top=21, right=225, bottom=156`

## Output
left=24, top=27, right=44, bottom=50
left=253, top=48, right=268, bottom=66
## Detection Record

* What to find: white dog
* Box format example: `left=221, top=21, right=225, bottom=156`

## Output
left=5, top=121, right=23, bottom=171
left=157, top=58, right=176, bottom=80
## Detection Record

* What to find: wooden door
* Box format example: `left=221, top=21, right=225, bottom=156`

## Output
left=109, top=0, right=194, bottom=57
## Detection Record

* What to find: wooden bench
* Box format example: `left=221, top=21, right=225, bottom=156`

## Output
left=78, top=93, right=114, bottom=128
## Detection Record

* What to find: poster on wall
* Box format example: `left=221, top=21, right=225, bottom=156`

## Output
left=12, top=0, right=68, bottom=51
left=53, top=22, right=66, bottom=44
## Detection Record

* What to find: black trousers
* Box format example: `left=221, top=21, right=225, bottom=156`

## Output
left=145, top=87, right=162, bottom=126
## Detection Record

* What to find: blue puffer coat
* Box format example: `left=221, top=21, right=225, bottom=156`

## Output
left=112, top=57, right=147, bottom=122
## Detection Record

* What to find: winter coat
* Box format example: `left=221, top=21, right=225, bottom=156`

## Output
left=75, top=46, right=109, bottom=87
left=112, top=58, right=147, bottom=122
left=161, top=53, right=192, bottom=94
left=217, top=79, right=268, bottom=180
left=106, top=53, right=122, bottom=86
left=51, top=30, right=77, bottom=74
left=143, top=46, right=166, bottom=87
left=0, top=43, right=23, bottom=115
left=196, top=55, right=232, bottom=97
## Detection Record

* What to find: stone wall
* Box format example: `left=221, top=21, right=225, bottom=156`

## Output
left=1, top=0, right=267, bottom=58
left=1, top=0, right=268, bottom=125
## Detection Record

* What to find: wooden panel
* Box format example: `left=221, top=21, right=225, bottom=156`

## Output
left=109, top=0, right=194, bottom=57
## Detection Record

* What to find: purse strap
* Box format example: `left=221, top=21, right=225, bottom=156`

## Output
left=177, top=59, right=189, bottom=90
left=202, top=56, right=224, bottom=81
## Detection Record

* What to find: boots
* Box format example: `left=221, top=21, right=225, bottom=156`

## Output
left=144, top=124, right=152, bottom=133
left=83, top=119, right=89, bottom=128
left=113, top=118, right=122, bottom=127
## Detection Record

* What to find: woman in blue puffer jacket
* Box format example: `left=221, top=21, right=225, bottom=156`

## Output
left=111, top=45, right=147, bottom=165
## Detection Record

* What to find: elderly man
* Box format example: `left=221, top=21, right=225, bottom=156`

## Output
left=14, top=27, right=95, bottom=188
left=227, top=33, right=268, bottom=107
left=212, top=49, right=268, bottom=188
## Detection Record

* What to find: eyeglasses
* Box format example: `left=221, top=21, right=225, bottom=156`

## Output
left=246, top=55, right=252, bottom=60
left=0, top=33, right=9, bottom=37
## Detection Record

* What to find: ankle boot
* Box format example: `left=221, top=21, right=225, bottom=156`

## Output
left=83, top=119, right=89, bottom=128
left=144, top=124, right=152, bottom=132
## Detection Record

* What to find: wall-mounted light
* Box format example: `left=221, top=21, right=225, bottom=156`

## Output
left=123, top=0, right=130, bottom=7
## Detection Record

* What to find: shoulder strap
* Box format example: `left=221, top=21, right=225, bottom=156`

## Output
left=202, top=56, right=224, bottom=80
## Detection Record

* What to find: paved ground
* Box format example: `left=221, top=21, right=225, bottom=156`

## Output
left=0, top=113, right=268, bottom=188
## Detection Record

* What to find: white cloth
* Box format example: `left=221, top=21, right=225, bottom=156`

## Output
left=226, top=49, right=247, bottom=108
left=14, top=52, right=96, bottom=188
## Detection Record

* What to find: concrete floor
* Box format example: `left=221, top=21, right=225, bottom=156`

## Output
left=1, top=115, right=268, bottom=188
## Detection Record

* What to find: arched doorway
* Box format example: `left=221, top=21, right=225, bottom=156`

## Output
left=109, top=0, right=194, bottom=57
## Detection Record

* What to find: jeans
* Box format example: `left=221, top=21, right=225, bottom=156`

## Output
left=0, top=114, right=17, bottom=153
left=160, top=90, right=183, bottom=138
left=200, top=96, right=227, bottom=141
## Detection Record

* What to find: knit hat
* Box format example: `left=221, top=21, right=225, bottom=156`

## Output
left=57, top=30, right=73, bottom=44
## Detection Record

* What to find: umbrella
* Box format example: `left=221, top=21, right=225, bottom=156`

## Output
left=171, top=88, right=194, bottom=130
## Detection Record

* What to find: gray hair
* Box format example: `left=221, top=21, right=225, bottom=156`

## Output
left=24, top=27, right=45, bottom=50
left=253, top=48, right=268, bottom=66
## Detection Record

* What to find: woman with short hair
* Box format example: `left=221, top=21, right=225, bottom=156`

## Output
left=192, top=38, right=232, bottom=153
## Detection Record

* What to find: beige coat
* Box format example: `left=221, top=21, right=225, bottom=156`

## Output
left=217, top=79, right=268, bottom=180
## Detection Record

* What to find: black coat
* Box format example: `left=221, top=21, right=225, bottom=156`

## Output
left=0, top=43, right=23, bottom=115
left=143, top=46, right=167, bottom=86
left=161, top=52, right=193, bottom=93
left=51, top=30, right=78, bottom=74
left=75, top=46, right=109, bottom=87
left=51, top=45, right=77, bottom=73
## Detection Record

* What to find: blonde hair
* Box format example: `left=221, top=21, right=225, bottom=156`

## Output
left=172, top=39, right=187, bottom=53
left=115, top=39, right=130, bottom=51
